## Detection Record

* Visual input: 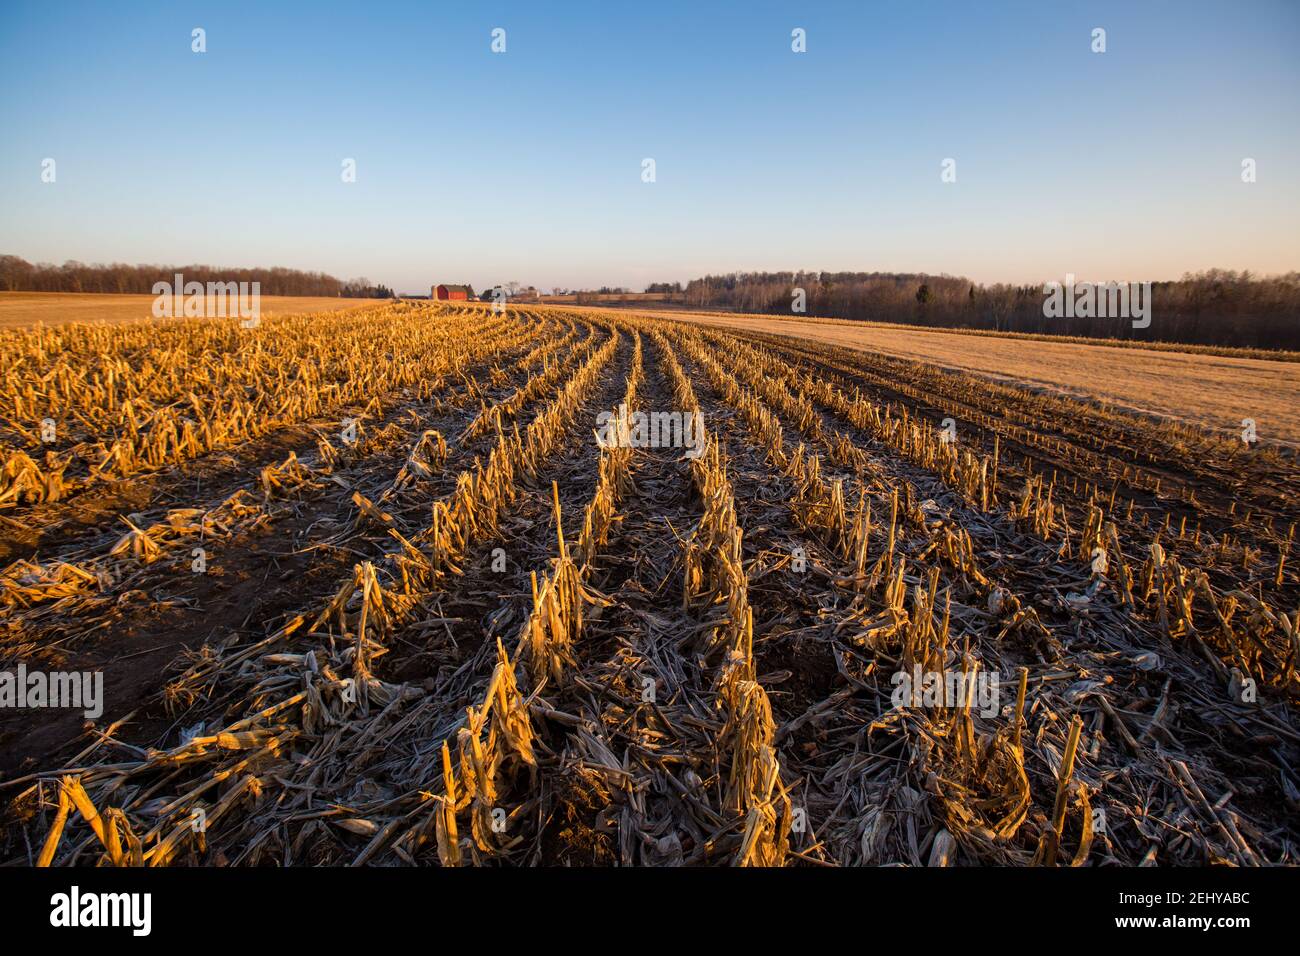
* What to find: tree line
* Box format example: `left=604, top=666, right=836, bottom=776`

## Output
left=0, top=256, right=395, bottom=299
left=677, top=270, right=1300, bottom=350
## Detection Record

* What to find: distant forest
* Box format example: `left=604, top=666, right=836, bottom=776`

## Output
left=678, top=270, right=1300, bottom=350
left=0, top=257, right=395, bottom=299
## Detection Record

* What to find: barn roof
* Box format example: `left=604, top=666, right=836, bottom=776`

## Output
left=436, top=283, right=473, bottom=293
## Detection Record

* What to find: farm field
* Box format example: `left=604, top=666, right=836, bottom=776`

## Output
left=639, top=307, right=1300, bottom=448
left=0, top=300, right=1297, bottom=867
left=0, top=292, right=376, bottom=329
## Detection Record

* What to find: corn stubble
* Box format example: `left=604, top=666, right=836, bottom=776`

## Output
left=1, top=300, right=1296, bottom=868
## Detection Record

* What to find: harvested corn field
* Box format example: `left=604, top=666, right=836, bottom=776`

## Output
left=0, top=292, right=377, bottom=330
left=0, top=300, right=1297, bottom=868
left=644, top=309, right=1300, bottom=448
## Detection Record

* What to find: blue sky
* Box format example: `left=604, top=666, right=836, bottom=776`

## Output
left=1, top=0, right=1297, bottom=292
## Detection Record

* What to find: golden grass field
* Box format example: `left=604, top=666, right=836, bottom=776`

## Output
left=616, top=307, right=1300, bottom=449
left=5, top=293, right=1294, bottom=447
left=0, top=292, right=375, bottom=329
left=0, top=300, right=1296, bottom=868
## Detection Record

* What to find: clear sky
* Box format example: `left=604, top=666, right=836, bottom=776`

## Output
left=2, top=0, right=1297, bottom=293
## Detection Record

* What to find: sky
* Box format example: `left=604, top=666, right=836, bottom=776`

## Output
left=1, top=0, right=1297, bottom=293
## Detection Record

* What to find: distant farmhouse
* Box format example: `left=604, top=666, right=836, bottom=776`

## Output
left=433, top=283, right=474, bottom=301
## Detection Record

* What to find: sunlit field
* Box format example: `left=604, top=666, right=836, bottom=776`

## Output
left=2, top=300, right=1295, bottom=868
left=0, top=292, right=375, bottom=329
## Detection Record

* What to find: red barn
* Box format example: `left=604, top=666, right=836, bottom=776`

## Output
left=433, top=284, right=473, bottom=301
